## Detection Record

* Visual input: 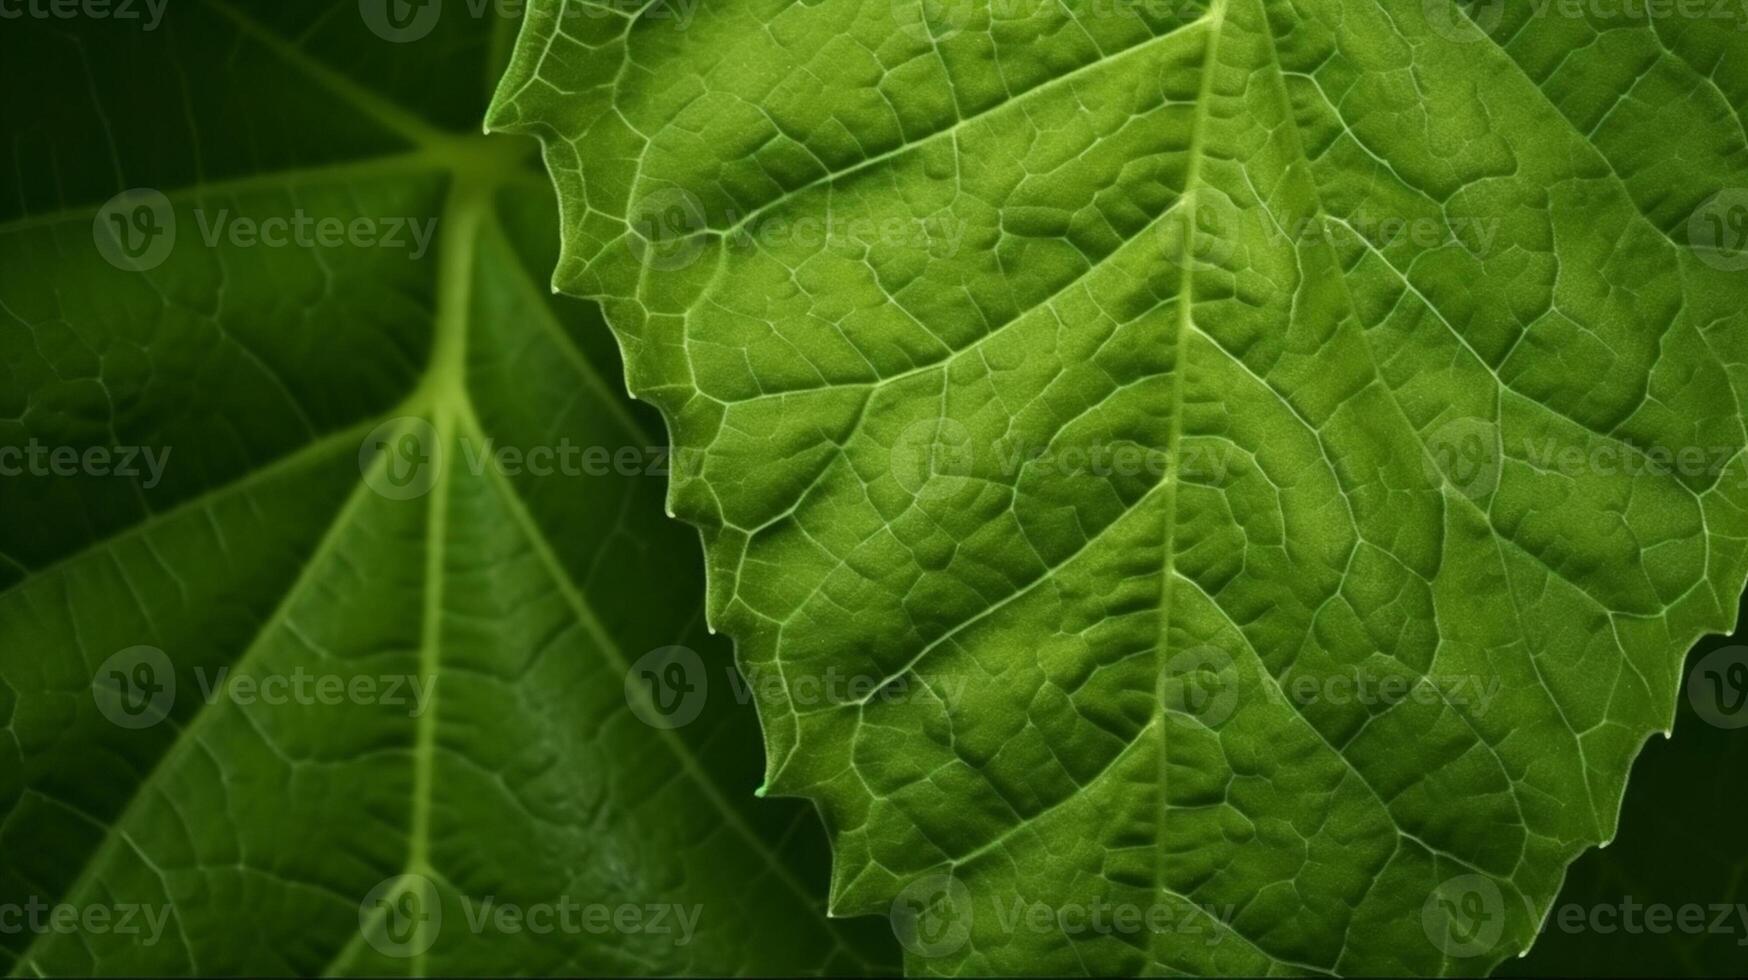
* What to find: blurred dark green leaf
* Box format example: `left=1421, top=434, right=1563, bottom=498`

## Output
left=0, top=1, right=894, bottom=974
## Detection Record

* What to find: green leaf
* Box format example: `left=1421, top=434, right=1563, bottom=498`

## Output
left=0, top=2, right=892, bottom=975
left=1501, top=623, right=1748, bottom=979
left=490, top=0, right=1748, bottom=973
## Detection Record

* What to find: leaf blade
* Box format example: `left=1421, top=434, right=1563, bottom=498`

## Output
left=491, top=0, right=1748, bottom=973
